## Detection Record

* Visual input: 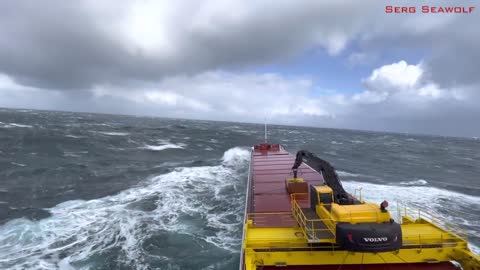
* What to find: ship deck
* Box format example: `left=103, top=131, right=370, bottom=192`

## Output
left=247, top=145, right=322, bottom=219
left=241, top=144, right=478, bottom=270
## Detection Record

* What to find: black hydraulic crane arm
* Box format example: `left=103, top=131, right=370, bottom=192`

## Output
left=292, top=150, right=358, bottom=204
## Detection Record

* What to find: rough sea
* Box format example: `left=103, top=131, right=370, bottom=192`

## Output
left=0, top=108, right=479, bottom=270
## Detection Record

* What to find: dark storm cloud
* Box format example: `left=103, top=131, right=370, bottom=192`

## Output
left=0, top=1, right=182, bottom=89
left=0, top=1, right=118, bottom=89
left=0, top=0, right=479, bottom=137
left=1, top=0, right=478, bottom=91
left=0, top=0, right=375, bottom=90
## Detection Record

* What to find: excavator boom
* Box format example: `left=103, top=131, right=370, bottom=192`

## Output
left=292, top=150, right=360, bottom=204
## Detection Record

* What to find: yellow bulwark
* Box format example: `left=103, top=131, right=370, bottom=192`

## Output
left=242, top=195, right=480, bottom=270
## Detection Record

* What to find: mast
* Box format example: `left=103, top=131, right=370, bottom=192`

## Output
left=264, top=120, right=267, bottom=143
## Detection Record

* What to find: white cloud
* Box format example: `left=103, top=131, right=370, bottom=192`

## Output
left=1, top=59, right=479, bottom=136
left=1, top=0, right=479, bottom=136
left=357, top=61, right=464, bottom=105
left=365, top=61, right=423, bottom=91
left=72, top=61, right=476, bottom=126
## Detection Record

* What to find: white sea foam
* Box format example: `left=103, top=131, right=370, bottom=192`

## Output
left=95, top=131, right=129, bottom=136
left=98, top=131, right=130, bottom=136
left=11, top=162, right=26, bottom=167
left=0, top=147, right=250, bottom=270
left=337, top=170, right=361, bottom=178
left=470, top=243, right=480, bottom=255
left=0, top=123, right=33, bottom=128
left=398, top=179, right=428, bottom=186
left=65, top=135, right=83, bottom=139
left=221, top=147, right=250, bottom=167
left=344, top=180, right=480, bottom=205
left=63, top=151, right=88, bottom=157
left=142, top=143, right=185, bottom=151
left=9, top=123, right=33, bottom=128
left=331, top=140, right=343, bottom=145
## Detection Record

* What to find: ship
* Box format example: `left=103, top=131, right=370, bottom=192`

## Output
left=240, top=143, right=480, bottom=270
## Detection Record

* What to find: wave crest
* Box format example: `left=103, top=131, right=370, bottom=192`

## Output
left=0, top=147, right=249, bottom=269
left=398, top=179, right=428, bottom=186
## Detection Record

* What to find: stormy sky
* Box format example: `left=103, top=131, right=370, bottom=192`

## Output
left=0, top=0, right=479, bottom=137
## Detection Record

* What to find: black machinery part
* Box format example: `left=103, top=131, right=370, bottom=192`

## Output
left=292, top=150, right=360, bottom=205
left=336, top=222, right=403, bottom=252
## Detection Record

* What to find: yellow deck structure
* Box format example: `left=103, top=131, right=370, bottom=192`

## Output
left=242, top=202, right=480, bottom=270
left=241, top=144, right=480, bottom=270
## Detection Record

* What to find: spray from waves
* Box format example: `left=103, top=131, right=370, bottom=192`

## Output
left=343, top=180, right=480, bottom=254
left=0, top=147, right=250, bottom=270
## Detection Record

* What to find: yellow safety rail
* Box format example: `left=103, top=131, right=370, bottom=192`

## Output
left=401, top=232, right=463, bottom=248
left=246, top=212, right=297, bottom=228
left=394, top=203, right=468, bottom=241
left=290, top=193, right=335, bottom=242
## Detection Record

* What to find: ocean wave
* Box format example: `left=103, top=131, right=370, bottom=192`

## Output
left=142, top=143, right=185, bottom=151
left=331, top=141, right=343, bottom=145
left=344, top=180, right=480, bottom=205
left=337, top=170, right=361, bottom=178
left=0, top=123, right=33, bottom=128
left=0, top=147, right=250, bottom=270
left=93, top=131, right=129, bottom=136
left=221, top=147, right=250, bottom=167
left=65, top=134, right=83, bottom=139
left=63, top=151, right=88, bottom=157
left=397, top=179, right=429, bottom=186
left=9, top=123, right=33, bottom=128
left=470, top=244, right=480, bottom=256
left=10, top=162, right=26, bottom=167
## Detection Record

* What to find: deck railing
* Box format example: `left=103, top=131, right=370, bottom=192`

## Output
left=393, top=203, right=468, bottom=241
left=401, top=232, right=465, bottom=248
left=246, top=212, right=297, bottom=228
left=290, top=193, right=336, bottom=242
